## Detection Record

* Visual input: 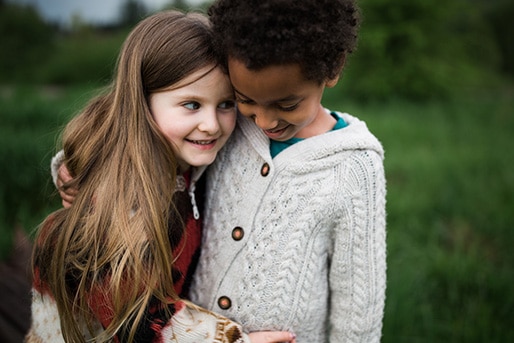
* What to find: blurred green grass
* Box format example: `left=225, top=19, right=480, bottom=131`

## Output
left=323, top=88, right=514, bottom=342
left=0, top=85, right=100, bottom=254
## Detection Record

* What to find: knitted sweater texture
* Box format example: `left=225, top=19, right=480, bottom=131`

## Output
left=190, top=111, right=387, bottom=343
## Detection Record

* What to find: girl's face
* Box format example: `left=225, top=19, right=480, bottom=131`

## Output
left=149, top=65, right=236, bottom=172
left=228, top=58, right=338, bottom=141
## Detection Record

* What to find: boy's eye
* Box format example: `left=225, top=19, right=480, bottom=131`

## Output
left=184, top=102, right=200, bottom=110
left=236, top=97, right=254, bottom=105
left=278, top=103, right=299, bottom=112
left=219, top=100, right=236, bottom=109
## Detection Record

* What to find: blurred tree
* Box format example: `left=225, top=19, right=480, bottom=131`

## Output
left=162, top=0, right=210, bottom=11
left=0, top=3, right=55, bottom=83
left=119, top=0, right=148, bottom=28
left=341, top=0, right=502, bottom=101
left=477, top=0, right=514, bottom=77
left=173, top=0, right=188, bottom=10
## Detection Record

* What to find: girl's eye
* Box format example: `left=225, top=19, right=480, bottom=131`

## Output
left=219, top=100, right=236, bottom=110
left=184, top=102, right=200, bottom=110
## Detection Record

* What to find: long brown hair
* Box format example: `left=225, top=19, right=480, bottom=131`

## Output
left=33, top=10, right=218, bottom=342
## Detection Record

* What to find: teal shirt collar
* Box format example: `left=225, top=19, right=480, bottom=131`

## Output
left=270, top=111, right=348, bottom=158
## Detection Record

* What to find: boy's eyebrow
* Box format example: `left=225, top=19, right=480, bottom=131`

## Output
left=233, top=88, right=301, bottom=103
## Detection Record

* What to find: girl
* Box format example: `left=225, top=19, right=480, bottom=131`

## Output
left=26, top=10, right=295, bottom=343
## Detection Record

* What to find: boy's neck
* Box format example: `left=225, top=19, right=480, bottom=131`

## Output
left=295, top=105, right=336, bottom=139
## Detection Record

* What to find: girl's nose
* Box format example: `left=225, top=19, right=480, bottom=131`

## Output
left=198, top=108, right=220, bottom=134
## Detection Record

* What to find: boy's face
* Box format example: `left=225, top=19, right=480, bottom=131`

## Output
left=228, top=58, right=336, bottom=141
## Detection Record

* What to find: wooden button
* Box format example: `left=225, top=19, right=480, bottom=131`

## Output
left=232, top=227, right=244, bottom=241
left=261, top=163, right=270, bottom=176
left=218, top=296, right=232, bottom=310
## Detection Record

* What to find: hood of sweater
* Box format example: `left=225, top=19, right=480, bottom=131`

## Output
left=236, top=109, right=384, bottom=173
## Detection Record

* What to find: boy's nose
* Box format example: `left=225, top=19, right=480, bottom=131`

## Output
left=253, top=111, right=278, bottom=131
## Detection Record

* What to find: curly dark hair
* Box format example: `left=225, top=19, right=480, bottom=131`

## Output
left=208, top=0, right=360, bottom=83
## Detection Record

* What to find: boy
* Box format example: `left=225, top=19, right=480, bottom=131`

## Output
left=190, top=0, right=386, bottom=342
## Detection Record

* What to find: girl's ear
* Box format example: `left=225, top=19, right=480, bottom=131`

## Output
left=326, top=54, right=347, bottom=88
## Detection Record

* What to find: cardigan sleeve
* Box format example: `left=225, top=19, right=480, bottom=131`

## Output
left=329, top=149, right=387, bottom=343
left=25, top=286, right=251, bottom=343
left=50, top=150, right=64, bottom=189
left=27, top=215, right=251, bottom=343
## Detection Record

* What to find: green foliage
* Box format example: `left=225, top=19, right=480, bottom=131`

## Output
left=163, top=0, right=210, bottom=11
left=119, top=0, right=148, bottom=28
left=341, top=0, right=503, bottom=100
left=0, top=2, right=128, bottom=85
left=478, top=0, right=514, bottom=77
left=1, top=0, right=508, bottom=102
left=36, top=30, right=127, bottom=85
left=0, top=3, right=55, bottom=83
left=0, top=85, right=93, bottom=258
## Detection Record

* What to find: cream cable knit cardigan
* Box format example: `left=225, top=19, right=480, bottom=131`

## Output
left=190, top=111, right=387, bottom=343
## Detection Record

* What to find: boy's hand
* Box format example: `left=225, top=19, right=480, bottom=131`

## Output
left=56, top=163, right=77, bottom=208
left=248, top=331, right=296, bottom=343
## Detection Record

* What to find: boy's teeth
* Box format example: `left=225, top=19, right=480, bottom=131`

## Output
left=267, top=126, right=286, bottom=133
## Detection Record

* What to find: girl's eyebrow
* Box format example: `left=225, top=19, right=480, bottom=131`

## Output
left=233, top=88, right=301, bottom=103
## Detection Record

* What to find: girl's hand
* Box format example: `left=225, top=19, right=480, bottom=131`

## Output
left=248, top=331, right=296, bottom=343
left=56, top=163, right=77, bottom=208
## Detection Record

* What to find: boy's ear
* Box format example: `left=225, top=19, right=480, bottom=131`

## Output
left=326, top=54, right=347, bottom=88
left=326, top=75, right=340, bottom=88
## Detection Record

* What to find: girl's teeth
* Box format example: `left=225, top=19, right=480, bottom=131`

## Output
left=191, top=140, right=214, bottom=145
